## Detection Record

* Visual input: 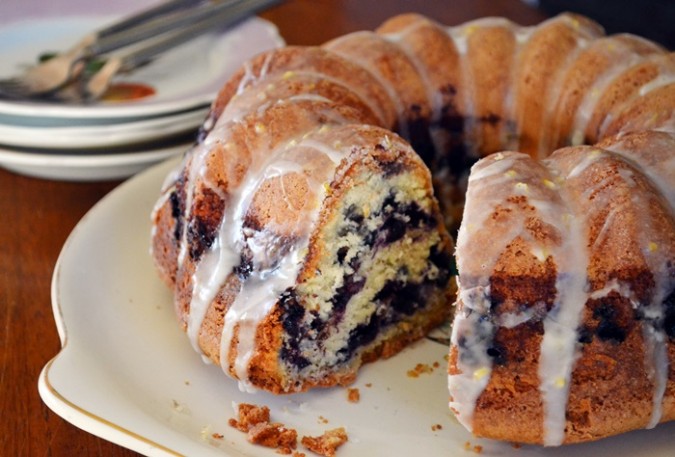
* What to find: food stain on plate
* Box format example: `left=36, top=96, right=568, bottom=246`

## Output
left=101, top=82, right=156, bottom=102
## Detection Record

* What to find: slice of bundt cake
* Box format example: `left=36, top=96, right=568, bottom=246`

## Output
left=152, top=103, right=455, bottom=393
left=449, top=139, right=674, bottom=445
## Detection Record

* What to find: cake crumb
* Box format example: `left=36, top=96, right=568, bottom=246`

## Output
left=433, top=361, right=440, bottom=368
left=318, top=416, right=329, bottom=424
left=407, top=363, right=434, bottom=378
left=248, top=422, right=297, bottom=454
left=464, top=441, right=483, bottom=453
left=431, top=424, right=443, bottom=431
left=511, top=442, right=522, bottom=449
left=347, top=388, right=360, bottom=403
left=301, top=427, right=348, bottom=457
left=293, top=452, right=306, bottom=457
left=229, top=403, right=271, bottom=432
left=212, top=432, right=224, bottom=439
left=229, top=403, right=298, bottom=454
left=365, top=383, right=372, bottom=388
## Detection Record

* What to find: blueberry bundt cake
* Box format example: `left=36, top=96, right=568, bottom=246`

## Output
left=151, top=12, right=675, bottom=444
left=151, top=91, right=456, bottom=393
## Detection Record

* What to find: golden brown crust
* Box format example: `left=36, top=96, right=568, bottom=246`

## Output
left=547, top=35, right=663, bottom=149
left=603, top=81, right=675, bottom=137
left=512, top=14, right=604, bottom=156
left=324, top=31, right=432, bottom=132
left=453, top=145, right=674, bottom=444
left=376, top=14, right=465, bottom=153
left=207, top=46, right=397, bottom=132
left=464, top=22, right=517, bottom=154
left=584, top=53, right=675, bottom=143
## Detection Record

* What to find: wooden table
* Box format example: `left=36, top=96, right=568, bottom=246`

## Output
left=0, top=1, right=546, bottom=455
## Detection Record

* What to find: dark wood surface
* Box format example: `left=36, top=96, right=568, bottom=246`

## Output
left=0, top=1, right=546, bottom=455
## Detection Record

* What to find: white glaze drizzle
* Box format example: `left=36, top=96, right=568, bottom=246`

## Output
left=498, top=302, right=547, bottom=328
left=450, top=149, right=601, bottom=445
left=178, top=98, right=336, bottom=353
left=599, top=152, right=673, bottom=428
left=567, top=148, right=603, bottom=178
left=184, top=146, right=236, bottom=351
left=273, top=70, right=390, bottom=126
left=535, top=212, right=588, bottom=445
left=552, top=148, right=672, bottom=434
left=206, top=141, right=321, bottom=386
left=181, top=93, right=354, bottom=389
left=602, top=131, right=675, bottom=211
left=446, top=22, right=479, bottom=156
left=571, top=53, right=662, bottom=143
left=236, top=51, right=275, bottom=96
left=638, top=73, right=675, bottom=97
left=620, top=155, right=670, bottom=428
left=382, top=22, right=443, bottom=125
left=324, top=32, right=410, bottom=139
left=538, top=32, right=596, bottom=154
left=448, top=281, right=494, bottom=430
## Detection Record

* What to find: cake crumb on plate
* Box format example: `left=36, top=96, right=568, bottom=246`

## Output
left=301, top=427, right=348, bottom=457
left=347, top=388, right=360, bottom=403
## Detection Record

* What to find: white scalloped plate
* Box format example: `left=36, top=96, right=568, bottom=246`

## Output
left=0, top=15, right=283, bottom=121
left=0, top=109, right=205, bottom=149
left=39, top=158, right=675, bottom=456
left=0, top=142, right=188, bottom=181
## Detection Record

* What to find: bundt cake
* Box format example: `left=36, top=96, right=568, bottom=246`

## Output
left=150, top=11, right=675, bottom=445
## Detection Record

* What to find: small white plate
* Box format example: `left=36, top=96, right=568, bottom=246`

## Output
left=0, top=109, right=205, bottom=149
left=0, top=15, right=283, bottom=120
left=39, top=158, right=675, bottom=456
left=0, top=142, right=188, bottom=181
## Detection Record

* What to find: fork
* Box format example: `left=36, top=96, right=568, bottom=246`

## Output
left=0, top=0, right=202, bottom=99
left=80, top=0, right=282, bottom=101
left=0, top=0, right=279, bottom=101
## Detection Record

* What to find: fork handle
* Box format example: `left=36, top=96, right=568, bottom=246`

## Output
left=117, top=0, right=281, bottom=71
left=96, top=0, right=201, bottom=38
left=90, top=0, right=247, bottom=56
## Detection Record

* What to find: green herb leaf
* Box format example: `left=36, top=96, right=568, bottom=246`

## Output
left=38, top=52, right=58, bottom=63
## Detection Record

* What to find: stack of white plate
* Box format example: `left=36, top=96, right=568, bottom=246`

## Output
left=0, top=8, right=284, bottom=181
